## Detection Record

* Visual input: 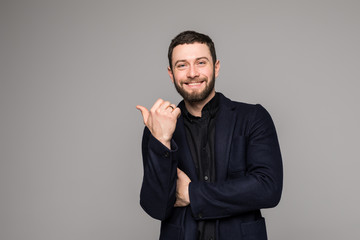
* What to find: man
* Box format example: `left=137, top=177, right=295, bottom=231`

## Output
left=136, top=31, right=283, bottom=240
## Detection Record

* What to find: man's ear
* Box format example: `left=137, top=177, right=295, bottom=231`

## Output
left=167, top=66, right=174, bottom=83
left=214, top=60, right=220, bottom=78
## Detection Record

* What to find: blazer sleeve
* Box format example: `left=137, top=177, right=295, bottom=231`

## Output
left=139, top=127, right=179, bottom=221
left=189, top=104, right=283, bottom=220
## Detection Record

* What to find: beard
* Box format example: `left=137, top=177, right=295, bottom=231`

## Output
left=173, top=70, right=216, bottom=103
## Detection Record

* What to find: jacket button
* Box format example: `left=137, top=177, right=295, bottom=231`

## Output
left=204, top=176, right=209, bottom=181
left=198, top=213, right=203, bottom=219
left=163, top=152, right=169, bottom=158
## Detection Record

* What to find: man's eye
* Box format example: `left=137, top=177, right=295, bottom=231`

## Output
left=177, top=64, right=186, bottom=68
left=198, top=61, right=206, bottom=65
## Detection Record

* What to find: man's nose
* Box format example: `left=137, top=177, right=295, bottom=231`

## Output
left=186, top=65, right=199, bottom=78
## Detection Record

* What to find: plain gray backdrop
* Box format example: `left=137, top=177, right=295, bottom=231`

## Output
left=1, top=0, right=359, bottom=239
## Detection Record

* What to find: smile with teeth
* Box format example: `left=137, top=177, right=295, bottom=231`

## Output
left=184, top=81, right=205, bottom=88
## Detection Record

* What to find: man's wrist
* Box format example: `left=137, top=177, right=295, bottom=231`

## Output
left=156, top=136, right=172, bottom=150
left=161, top=140, right=171, bottom=149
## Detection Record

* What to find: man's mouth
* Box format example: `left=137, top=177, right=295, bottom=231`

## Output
left=184, top=81, right=205, bottom=88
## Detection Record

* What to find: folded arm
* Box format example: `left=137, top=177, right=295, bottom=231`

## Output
left=188, top=105, right=283, bottom=220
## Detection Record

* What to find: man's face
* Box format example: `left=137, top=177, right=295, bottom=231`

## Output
left=168, top=43, right=220, bottom=103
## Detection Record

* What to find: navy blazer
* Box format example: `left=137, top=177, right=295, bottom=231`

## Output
left=140, top=93, right=283, bottom=240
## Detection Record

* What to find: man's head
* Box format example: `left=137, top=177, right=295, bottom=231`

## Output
left=167, top=31, right=220, bottom=104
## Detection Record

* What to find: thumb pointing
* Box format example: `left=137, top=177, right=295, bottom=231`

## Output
left=136, top=105, right=149, bottom=124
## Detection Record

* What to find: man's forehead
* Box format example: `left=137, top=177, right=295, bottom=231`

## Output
left=172, top=43, right=211, bottom=61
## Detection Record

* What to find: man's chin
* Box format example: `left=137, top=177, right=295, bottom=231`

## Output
left=174, top=76, right=216, bottom=103
left=182, top=91, right=211, bottom=103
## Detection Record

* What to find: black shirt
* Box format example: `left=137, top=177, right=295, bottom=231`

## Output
left=179, top=93, right=220, bottom=240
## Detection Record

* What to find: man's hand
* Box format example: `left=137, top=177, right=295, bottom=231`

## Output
left=136, top=99, right=181, bottom=149
left=174, top=168, right=191, bottom=207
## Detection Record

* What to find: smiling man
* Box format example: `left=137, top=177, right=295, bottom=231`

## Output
left=137, top=31, right=283, bottom=240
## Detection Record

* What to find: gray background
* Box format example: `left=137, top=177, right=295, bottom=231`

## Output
left=1, top=0, right=359, bottom=239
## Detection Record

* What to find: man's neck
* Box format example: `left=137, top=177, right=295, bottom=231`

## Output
left=184, top=91, right=216, bottom=117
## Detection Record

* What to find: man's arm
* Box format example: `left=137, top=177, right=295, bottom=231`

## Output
left=137, top=99, right=181, bottom=220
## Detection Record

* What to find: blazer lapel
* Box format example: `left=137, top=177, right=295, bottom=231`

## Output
left=214, top=94, right=237, bottom=181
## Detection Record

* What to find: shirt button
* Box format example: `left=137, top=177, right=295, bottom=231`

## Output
left=204, top=175, right=209, bottom=181
left=163, top=152, right=169, bottom=158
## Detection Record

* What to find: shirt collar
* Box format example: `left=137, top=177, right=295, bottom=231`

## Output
left=179, top=92, right=220, bottom=121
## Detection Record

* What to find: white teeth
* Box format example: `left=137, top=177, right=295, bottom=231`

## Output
left=188, top=82, right=201, bottom=86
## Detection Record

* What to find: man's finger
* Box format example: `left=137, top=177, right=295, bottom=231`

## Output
left=177, top=167, right=191, bottom=182
left=172, top=107, right=181, bottom=119
left=151, top=98, right=164, bottom=112
left=160, top=101, right=171, bottom=111
left=177, top=168, right=182, bottom=176
left=167, top=104, right=177, bottom=112
left=136, top=105, right=149, bottom=124
left=177, top=167, right=186, bottom=178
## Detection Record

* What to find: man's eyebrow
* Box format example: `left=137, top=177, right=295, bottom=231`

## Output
left=196, top=57, right=210, bottom=62
left=174, top=60, right=186, bottom=66
left=174, top=57, right=210, bottom=66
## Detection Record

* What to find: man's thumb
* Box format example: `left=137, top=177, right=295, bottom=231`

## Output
left=136, top=105, right=149, bottom=124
